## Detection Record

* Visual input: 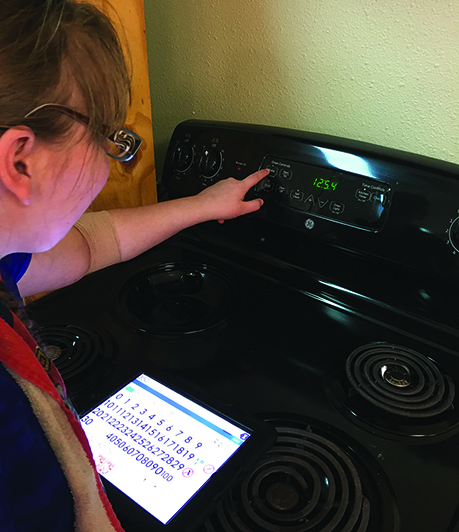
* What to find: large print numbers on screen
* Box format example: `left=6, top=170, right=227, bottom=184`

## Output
left=81, top=400, right=201, bottom=462
left=105, top=433, right=174, bottom=481
left=102, top=394, right=203, bottom=452
left=79, top=387, right=209, bottom=485
left=81, top=415, right=180, bottom=484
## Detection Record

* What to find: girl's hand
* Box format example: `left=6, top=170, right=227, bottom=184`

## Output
left=195, top=169, right=269, bottom=223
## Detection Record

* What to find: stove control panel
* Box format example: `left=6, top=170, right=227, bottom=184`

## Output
left=164, top=122, right=393, bottom=233
left=163, top=120, right=459, bottom=278
left=255, top=156, right=391, bottom=232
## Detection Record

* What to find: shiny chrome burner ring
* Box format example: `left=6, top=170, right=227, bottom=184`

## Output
left=346, top=344, right=455, bottom=418
left=380, top=363, right=411, bottom=388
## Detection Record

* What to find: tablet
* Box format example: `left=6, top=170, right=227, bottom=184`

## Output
left=80, top=369, right=277, bottom=531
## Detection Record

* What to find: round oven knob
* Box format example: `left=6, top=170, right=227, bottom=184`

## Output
left=449, top=217, right=459, bottom=252
left=199, top=148, right=222, bottom=178
left=171, top=142, right=194, bottom=172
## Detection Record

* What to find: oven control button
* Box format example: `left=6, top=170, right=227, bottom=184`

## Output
left=448, top=217, right=459, bottom=252
left=256, top=178, right=274, bottom=193
left=290, top=190, right=304, bottom=201
left=275, top=184, right=288, bottom=195
left=266, top=164, right=278, bottom=177
left=199, top=148, right=222, bottom=178
left=279, top=168, right=293, bottom=180
left=171, top=142, right=194, bottom=172
left=330, top=201, right=345, bottom=214
left=355, top=188, right=371, bottom=202
left=371, top=191, right=387, bottom=204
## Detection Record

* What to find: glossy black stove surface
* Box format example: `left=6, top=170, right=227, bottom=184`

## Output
left=28, top=223, right=459, bottom=532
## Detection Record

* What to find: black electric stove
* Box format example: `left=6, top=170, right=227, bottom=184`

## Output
left=29, top=120, right=459, bottom=531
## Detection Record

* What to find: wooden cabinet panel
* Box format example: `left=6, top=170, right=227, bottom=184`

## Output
left=86, top=0, right=157, bottom=211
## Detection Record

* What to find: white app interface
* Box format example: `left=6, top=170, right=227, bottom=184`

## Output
left=80, top=374, right=250, bottom=524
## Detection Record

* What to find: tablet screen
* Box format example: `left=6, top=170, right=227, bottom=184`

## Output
left=80, top=373, right=252, bottom=525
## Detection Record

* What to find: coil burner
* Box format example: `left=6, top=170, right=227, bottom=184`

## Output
left=38, top=324, right=116, bottom=401
left=329, top=344, right=458, bottom=438
left=201, top=416, right=394, bottom=532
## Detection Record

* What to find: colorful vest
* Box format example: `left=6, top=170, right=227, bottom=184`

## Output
left=0, top=254, right=124, bottom=531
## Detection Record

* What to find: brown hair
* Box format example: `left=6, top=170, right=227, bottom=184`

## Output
left=0, top=0, right=131, bottom=325
left=0, top=0, right=131, bottom=143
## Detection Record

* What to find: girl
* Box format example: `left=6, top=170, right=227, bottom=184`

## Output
left=0, top=1, right=266, bottom=529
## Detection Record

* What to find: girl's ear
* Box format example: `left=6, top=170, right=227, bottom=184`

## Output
left=0, top=127, right=35, bottom=206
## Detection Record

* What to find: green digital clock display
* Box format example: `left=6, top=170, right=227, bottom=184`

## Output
left=313, top=177, right=338, bottom=191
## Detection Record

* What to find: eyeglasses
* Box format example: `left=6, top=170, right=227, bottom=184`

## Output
left=0, top=103, right=143, bottom=162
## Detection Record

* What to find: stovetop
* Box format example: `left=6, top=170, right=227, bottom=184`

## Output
left=29, top=121, right=459, bottom=531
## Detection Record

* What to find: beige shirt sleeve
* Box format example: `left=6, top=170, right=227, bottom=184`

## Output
left=73, top=211, right=122, bottom=274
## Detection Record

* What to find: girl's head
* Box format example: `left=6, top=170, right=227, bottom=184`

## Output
left=0, top=0, right=131, bottom=144
left=0, top=0, right=132, bottom=254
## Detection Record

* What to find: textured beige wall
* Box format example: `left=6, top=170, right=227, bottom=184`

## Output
left=145, top=1, right=459, bottom=178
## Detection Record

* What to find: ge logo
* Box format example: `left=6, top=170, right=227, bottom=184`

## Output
left=304, top=218, right=315, bottom=230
